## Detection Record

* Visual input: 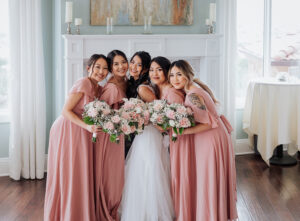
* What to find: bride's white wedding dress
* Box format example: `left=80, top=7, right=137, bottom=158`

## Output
left=120, top=124, right=175, bottom=221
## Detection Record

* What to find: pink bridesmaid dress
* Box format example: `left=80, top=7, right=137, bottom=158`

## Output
left=162, top=87, right=196, bottom=221
left=94, top=82, right=126, bottom=221
left=184, top=87, right=238, bottom=221
left=44, top=77, right=98, bottom=221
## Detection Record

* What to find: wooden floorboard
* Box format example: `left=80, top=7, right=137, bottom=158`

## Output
left=0, top=154, right=299, bottom=221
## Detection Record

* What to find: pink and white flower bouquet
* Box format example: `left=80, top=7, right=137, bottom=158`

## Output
left=148, top=99, right=169, bottom=130
left=164, top=103, right=195, bottom=141
left=118, top=98, right=149, bottom=140
left=101, top=113, right=123, bottom=143
left=82, top=99, right=112, bottom=142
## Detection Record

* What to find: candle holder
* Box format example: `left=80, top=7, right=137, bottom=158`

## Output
left=76, top=25, right=80, bottom=35
left=106, top=17, right=113, bottom=35
left=206, top=21, right=215, bottom=34
left=66, top=22, right=72, bottom=34
left=143, top=16, right=152, bottom=34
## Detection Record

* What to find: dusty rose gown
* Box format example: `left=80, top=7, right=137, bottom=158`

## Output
left=162, top=87, right=196, bottom=221
left=44, top=77, right=98, bottom=221
left=94, top=82, right=126, bottom=221
left=182, top=86, right=238, bottom=221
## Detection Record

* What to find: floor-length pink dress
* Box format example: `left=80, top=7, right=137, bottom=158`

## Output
left=184, top=87, right=238, bottom=221
left=44, top=77, right=98, bottom=221
left=162, top=87, right=196, bottom=221
left=94, top=82, right=126, bottom=221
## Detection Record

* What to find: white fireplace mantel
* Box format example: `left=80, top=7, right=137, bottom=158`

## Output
left=63, top=34, right=223, bottom=99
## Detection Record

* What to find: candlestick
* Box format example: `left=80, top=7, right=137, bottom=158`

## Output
left=65, top=2, right=73, bottom=23
left=209, top=3, right=216, bottom=23
left=75, top=18, right=82, bottom=26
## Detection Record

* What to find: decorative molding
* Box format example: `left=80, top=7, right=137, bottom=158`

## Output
left=63, top=34, right=223, bottom=100
left=235, top=139, right=255, bottom=155
left=0, top=155, right=48, bottom=177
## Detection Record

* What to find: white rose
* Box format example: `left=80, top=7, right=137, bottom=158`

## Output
left=169, top=120, right=175, bottom=127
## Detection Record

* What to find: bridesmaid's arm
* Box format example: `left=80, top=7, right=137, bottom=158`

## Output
left=182, top=123, right=212, bottom=135
left=62, top=93, right=101, bottom=133
left=138, top=86, right=156, bottom=102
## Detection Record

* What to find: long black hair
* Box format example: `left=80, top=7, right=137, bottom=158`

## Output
left=150, top=56, right=171, bottom=98
left=126, top=51, right=151, bottom=98
left=107, top=50, right=128, bottom=73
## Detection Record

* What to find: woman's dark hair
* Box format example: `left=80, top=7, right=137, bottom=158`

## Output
left=130, top=51, right=151, bottom=74
left=107, top=50, right=128, bottom=73
left=87, top=54, right=108, bottom=76
left=150, top=56, right=171, bottom=98
left=126, top=51, right=151, bottom=98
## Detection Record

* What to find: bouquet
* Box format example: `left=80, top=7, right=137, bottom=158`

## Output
left=101, top=113, right=123, bottom=143
left=82, top=99, right=112, bottom=142
left=148, top=99, right=169, bottom=131
left=118, top=98, right=149, bottom=140
left=164, top=103, right=195, bottom=141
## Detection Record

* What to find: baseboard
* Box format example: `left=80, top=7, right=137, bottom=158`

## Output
left=0, top=155, right=48, bottom=177
left=235, top=139, right=254, bottom=155
left=0, top=157, right=9, bottom=177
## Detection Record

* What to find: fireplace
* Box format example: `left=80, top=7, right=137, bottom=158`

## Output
left=63, top=34, right=222, bottom=98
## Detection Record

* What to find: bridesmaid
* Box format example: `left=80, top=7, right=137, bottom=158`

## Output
left=94, top=50, right=128, bottom=221
left=125, top=51, right=151, bottom=157
left=168, top=60, right=238, bottom=221
left=44, top=54, right=109, bottom=221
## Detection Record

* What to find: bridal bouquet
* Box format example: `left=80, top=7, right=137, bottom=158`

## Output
left=82, top=99, right=112, bottom=142
left=148, top=99, right=169, bottom=130
left=118, top=98, right=150, bottom=139
left=164, top=103, right=195, bottom=141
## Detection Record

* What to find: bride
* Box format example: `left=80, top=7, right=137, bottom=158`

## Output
left=120, top=56, right=176, bottom=221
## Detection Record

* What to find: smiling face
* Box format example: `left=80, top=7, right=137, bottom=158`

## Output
left=169, top=66, right=188, bottom=90
left=88, top=58, right=109, bottom=82
left=111, top=55, right=128, bottom=77
left=149, top=62, right=167, bottom=86
left=129, top=55, right=143, bottom=80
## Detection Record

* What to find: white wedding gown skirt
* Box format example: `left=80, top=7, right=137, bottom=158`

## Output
left=120, top=125, right=175, bottom=221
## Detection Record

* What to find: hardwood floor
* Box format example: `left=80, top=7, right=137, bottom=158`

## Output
left=0, top=154, right=299, bottom=221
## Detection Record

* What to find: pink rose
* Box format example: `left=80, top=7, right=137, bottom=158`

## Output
left=122, top=112, right=130, bottom=120
left=177, top=106, right=186, bottom=115
left=166, top=110, right=176, bottom=120
left=157, top=115, right=164, bottom=124
left=121, top=124, right=131, bottom=135
left=104, top=121, right=114, bottom=130
left=111, top=115, right=121, bottom=123
left=179, top=117, right=191, bottom=128
left=88, top=108, right=98, bottom=118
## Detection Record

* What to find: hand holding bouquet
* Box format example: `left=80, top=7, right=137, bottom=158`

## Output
left=165, top=103, right=195, bottom=141
left=82, top=99, right=112, bottom=142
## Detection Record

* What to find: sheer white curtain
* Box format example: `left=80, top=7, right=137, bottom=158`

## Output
left=217, top=0, right=237, bottom=146
left=8, top=0, right=46, bottom=180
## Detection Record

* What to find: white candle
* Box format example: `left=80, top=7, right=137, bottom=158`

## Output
left=205, top=18, right=211, bottom=26
left=75, top=18, right=82, bottom=26
left=209, top=3, right=216, bottom=22
left=65, top=2, right=73, bottom=23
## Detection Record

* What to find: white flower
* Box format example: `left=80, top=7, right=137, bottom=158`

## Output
left=169, top=120, right=175, bottom=127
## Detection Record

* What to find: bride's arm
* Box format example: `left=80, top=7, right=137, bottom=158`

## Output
left=138, top=86, right=156, bottom=102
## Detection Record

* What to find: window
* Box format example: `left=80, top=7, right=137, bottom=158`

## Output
left=0, top=0, right=9, bottom=120
left=236, top=0, right=300, bottom=108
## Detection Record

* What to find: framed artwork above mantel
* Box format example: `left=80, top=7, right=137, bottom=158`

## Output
left=90, top=0, right=193, bottom=25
